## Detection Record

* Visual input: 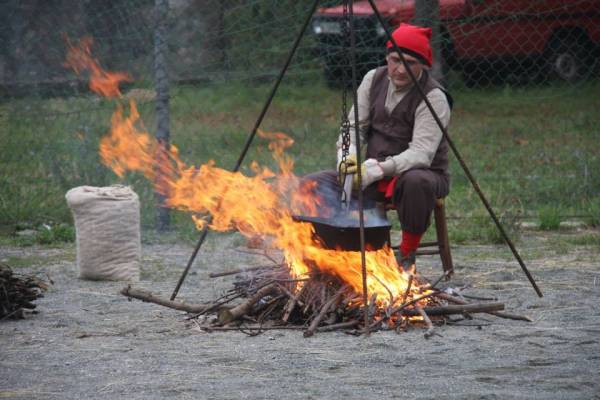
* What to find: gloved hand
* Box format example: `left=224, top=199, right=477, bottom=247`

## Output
left=337, top=154, right=357, bottom=184
left=353, top=159, right=384, bottom=189
left=338, top=154, right=357, bottom=173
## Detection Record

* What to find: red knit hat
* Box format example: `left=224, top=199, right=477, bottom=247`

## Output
left=386, top=23, right=433, bottom=67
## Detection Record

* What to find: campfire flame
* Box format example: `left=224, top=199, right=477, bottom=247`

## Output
left=65, top=39, right=431, bottom=309
left=64, top=36, right=132, bottom=98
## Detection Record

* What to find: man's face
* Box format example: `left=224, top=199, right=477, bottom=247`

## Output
left=386, top=52, right=423, bottom=89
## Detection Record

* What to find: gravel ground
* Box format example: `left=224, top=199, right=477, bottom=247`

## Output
left=1, top=230, right=599, bottom=400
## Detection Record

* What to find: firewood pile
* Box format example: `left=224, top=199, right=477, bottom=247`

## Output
left=0, top=263, right=50, bottom=320
left=195, top=267, right=517, bottom=337
left=122, top=252, right=532, bottom=337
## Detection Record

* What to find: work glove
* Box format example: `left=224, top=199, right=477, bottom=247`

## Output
left=352, top=159, right=384, bottom=189
left=338, top=154, right=357, bottom=173
left=337, top=154, right=357, bottom=185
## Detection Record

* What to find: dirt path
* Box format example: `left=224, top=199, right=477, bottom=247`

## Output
left=1, top=230, right=599, bottom=399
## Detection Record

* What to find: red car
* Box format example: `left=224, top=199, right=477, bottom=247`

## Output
left=311, top=0, right=600, bottom=86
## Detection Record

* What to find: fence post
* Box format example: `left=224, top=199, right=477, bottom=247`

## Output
left=154, top=0, right=171, bottom=232
left=413, top=0, right=445, bottom=83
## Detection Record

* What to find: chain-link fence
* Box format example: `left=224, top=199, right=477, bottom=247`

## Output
left=1, top=0, right=599, bottom=235
left=2, top=1, right=599, bottom=93
left=314, top=0, right=600, bottom=87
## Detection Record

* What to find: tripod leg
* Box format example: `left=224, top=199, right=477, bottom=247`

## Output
left=170, top=0, right=322, bottom=300
left=365, top=0, right=542, bottom=297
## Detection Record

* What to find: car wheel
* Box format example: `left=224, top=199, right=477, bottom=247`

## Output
left=546, top=35, right=590, bottom=82
left=549, top=49, right=583, bottom=82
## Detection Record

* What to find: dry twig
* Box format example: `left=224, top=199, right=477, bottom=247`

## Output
left=304, top=286, right=348, bottom=337
left=120, top=286, right=208, bottom=313
left=218, top=284, right=279, bottom=325
left=416, top=306, right=435, bottom=338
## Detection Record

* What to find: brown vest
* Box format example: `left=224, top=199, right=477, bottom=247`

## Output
left=365, top=67, right=452, bottom=174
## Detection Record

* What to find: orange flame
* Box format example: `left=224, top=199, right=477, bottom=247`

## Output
left=98, top=99, right=429, bottom=306
left=64, top=36, right=131, bottom=98
left=72, top=39, right=430, bottom=308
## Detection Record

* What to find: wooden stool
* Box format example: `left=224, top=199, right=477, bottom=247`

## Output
left=388, top=198, right=454, bottom=276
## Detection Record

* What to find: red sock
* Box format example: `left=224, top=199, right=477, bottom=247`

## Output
left=400, top=230, right=423, bottom=257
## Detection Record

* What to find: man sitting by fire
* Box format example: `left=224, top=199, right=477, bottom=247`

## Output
left=305, top=23, right=452, bottom=270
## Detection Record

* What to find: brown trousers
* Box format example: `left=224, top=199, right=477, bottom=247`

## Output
left=303, top=168, right=449, bottom=234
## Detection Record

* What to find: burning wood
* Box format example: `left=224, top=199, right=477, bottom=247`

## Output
left=0, top=263, right=50, bottom=320
left=193, top=263, right=508, bottom=337
left=121, top=255, right=530, bottom=338
left=217, top=284, right=279, bottom=325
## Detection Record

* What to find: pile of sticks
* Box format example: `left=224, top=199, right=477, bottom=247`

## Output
left=0, top=263, right=50, bottom=320
left=122, top=252, right=532, bottom=337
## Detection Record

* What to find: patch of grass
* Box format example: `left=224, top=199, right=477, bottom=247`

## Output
left=2, top=250, right=75, bottom=268
left=446, top=196, right=522, bottom=245
left=538, top=205, right=563, bottom=231
left=2, top=78, right=599, bottom=245
left=448, top=215, right=519, bottom=245
left=583, top=198, right=600, bottom=227
left=0, top=223, right=75, bottom=247
left=7, top=235, right=38, bottom=247
left=543, top=231, right=600, bottom=256
left=34, top=223, right=75, bottom=245
left=2, top=256, right=42, bottom=268
left=485, top=209, right=521, bottom=244
left=563, top=232, right=600, bottom=247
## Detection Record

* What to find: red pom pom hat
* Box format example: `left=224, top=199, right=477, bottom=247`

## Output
left=386, top=23, right=433, bottom=67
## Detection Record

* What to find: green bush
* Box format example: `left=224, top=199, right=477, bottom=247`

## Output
left=584, top=198, right=600, bottom=227
left=35, top=223, right=75, bottom=245
left=538, top=205, right=563, bottom=231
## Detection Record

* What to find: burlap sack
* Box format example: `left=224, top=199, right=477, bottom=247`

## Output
left=65, top=185, right=141, bottom=281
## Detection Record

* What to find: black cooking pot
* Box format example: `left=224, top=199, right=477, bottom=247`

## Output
left=292, top=208, right=391, bottom=251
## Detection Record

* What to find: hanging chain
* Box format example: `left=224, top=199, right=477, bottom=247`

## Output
left=338, top=0, right=354, bottom=206
left=339, top=0, right=351, bottom=170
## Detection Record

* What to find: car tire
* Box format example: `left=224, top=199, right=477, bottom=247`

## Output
left=546, top=34, right=591, bottom=83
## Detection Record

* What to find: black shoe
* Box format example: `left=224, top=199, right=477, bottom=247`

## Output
left=396, top=250, right=416, bottom=271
